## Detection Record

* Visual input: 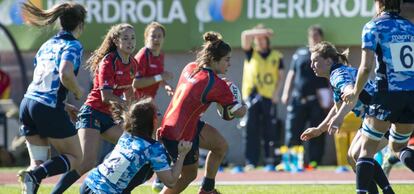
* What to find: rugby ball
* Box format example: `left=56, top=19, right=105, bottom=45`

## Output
left=216, top=81, right=243, bottom=121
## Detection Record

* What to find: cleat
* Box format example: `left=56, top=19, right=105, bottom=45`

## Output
left=382, top=157, right=394, bottom=177
left=231, top=165, right=244, bottom=174
left=264, top=164, right=276, bottom=172
left=151, top=179, right=164, bottom=193
left=335, top=166, right=349, bottom=173
left=18, top=170, right=39, bottom=194
left=198, top=188, right=221, bottom=194
left=244, top=164, right=255, bottom=172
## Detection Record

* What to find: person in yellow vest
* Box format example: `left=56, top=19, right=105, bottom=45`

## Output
left=281, top=25, right=331, bottom=170
left=334, top=112, right=361, bottom=172
left=240, top=24, right=285, bottom=171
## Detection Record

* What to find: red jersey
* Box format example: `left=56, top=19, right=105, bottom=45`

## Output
left=85, top=52, right=136, bottom=115
left=134, top=47, right=164, bottom=98
left=158, top=62, right=237, bottom=141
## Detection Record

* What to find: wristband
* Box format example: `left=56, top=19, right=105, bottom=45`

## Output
left=154, top=74, right=163, bottom=82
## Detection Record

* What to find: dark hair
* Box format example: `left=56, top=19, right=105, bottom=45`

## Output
left=310, top=41, right=350, bottom=66
left=376, top=0, right=401, bottom=13
left=21, top=2, right=86, bottom=32
left=111, top=97, right=156, bottom=138
left=144, top=21, right=166, bottom=40
left=86, top=23, right=134, bottom=75
left=308, top=25, right=324, bottom=38
left=193, top=31, right=231, bottom=76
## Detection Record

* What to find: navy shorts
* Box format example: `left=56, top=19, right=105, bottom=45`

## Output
left=161, top=121, right=205, bottom=166
left=79, top=182, right=95, bottom=194
left=19, top=97, right=76, bottom=138
left=76, top=105, right=116, bottom=133
left=366, top=91, right=414, bottom=123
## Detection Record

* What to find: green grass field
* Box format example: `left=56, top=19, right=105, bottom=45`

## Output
left=2, top=184, right=414, bottom=194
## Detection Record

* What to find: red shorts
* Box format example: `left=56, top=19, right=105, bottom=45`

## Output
left=408, top=134, right=414, bottom=146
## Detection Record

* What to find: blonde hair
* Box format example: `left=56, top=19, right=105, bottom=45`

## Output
left=310, top=41, right=350, bottom=66
left=144, top=22, right=166, bottom=43
left=86, top=23, right=134, bottom=75
left=21, top=1, right=86, bottom=31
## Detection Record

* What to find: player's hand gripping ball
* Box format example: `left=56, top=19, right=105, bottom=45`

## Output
left=216, top=80, right=243, bottom=121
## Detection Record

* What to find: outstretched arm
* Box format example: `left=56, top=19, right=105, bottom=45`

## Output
left=300, top=102, right=339, bottom=141
left=241, top=28, right=273, bottom=51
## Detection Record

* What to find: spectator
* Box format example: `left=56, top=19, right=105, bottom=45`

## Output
left=281, top=25, right=331, bottom=169
left=241, top=24, right=285, bottom=171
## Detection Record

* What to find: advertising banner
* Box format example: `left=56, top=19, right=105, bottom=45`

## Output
left=0, top=0, right=375, bottom=51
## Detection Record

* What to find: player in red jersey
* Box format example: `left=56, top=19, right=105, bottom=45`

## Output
left=51, top=23, right=138, bottom=193
left=133, top=22, right=174, bottom=99
left=158, top=32, right=247, bottom=194
left=132, top=21, right=175, bottom=193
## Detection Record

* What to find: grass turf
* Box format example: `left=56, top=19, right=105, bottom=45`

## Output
left=2, top=184, right=414, bottom=194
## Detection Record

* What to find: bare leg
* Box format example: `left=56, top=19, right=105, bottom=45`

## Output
left=199, top=124, right=228, bottom=179
left=160, top=163, right=198, bottom=194
left=77, top=128, right=101, bottom=175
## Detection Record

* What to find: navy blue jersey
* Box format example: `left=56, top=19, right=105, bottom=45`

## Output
left=24, top=31, right=83, bottom=108
left=84, top=132, right=170, bottom=193
left=330, top=64, right=375, bottom=117
left=362, top=12, right=414, bottom=92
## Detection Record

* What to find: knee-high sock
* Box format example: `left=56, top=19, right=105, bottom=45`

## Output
left=356, top=158, right=375, bottom=194
left=51, top=170, right=81, bottom=194
left=372, top=160, right=394, bottom=194
left=399, top=147, right=414, bottom=172
left=31, top=155, right=71, bottom=183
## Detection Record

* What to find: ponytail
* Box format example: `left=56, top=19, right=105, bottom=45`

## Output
left=337, top=49, right=350, bottom=66
left=192, top=31, right=231, bottom=77
left=21, top=1, right=86, bottom=31
left=310, top=41, right=350, bottom=66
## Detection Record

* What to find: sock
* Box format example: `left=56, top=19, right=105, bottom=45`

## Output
left=388, top=155, right=400, bottom=165
left=155, top=177, right=162, bottom=184
left=371, top=160, right=394, bottom=194
left=122, top=164, right=154, bottom=194
left=356, top=158, right=375, bottom=194
left=51, top=170, right=80, bottom=194
left=399, top=147, right=414, bottom=172
left=367, top=181, right=378, bottom=194
left=201, top=177, right=215, bottom=192
left=31, top=155, right=71, bottom=183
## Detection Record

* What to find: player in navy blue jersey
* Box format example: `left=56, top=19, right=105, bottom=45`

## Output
left=80, top=97, right=192, bottom=194
left=52, top=23, right=139, bottom=194
left=17, top=2, right=86, bottom=194
left=301, top=41, right=394, bottom=194
left=342, top=1, right=414, bottom=193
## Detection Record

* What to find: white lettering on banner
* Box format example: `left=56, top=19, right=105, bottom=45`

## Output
left=47, top=0, right=187, bottom=24
left=247, top=0, right=375, bottom=19
left=340, top=0, right=359, bottom=18
left=256, top=0, right=271, bottom=19
left=272, top=0, right=287, bottom=19
left=361, top=0, right=374, bottom=17
left=324, top=0, right=340, bottom=17
left=47, top=0, right=374, bottom=25
left=85, top=0, right=101, bottom=23
left=248, top=0, right=254, bottom=19
left=122, top=1, right=136, bottom=23
left=103, top=1, right=120, bottom=23
left=305, top=0, right=323, bottom=18
left=288, top=0, right=304, bottom=18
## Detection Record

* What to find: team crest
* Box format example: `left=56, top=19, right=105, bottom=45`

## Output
left=94, top=119, right=101, bottom=128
